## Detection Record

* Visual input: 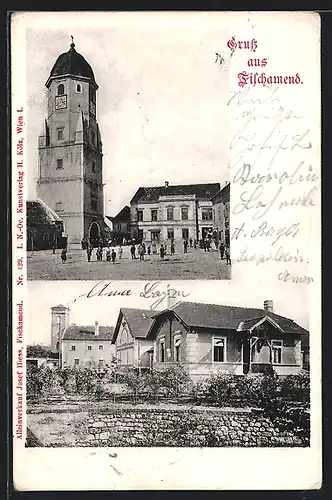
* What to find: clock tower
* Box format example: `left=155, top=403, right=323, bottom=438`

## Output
left=37, top=40, right=105, bottom=245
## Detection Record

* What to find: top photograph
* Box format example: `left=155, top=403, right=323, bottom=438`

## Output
left=25, top=26, right=231, bottom=280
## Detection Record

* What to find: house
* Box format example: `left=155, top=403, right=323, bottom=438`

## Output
left=106, top=205, right=131, bottom=245
left=146, top=300, right=309, bottom=381
left=112, top=308, right=155, bottom=369
left=61, top=321, right=114, bottom=368
left=130, top=181, right=221, bottom=244
left=211, top=182, right=230, bottom=247
left=27, top=199, right=65, bottom=251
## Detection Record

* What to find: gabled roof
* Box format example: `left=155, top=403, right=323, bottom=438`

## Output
left=112, top=308, right=155, bottom=344
left=149, top=301, right=308, bottom=336
left=107, top=205, right=130, bottom=222
left=130, top=183, right=221, bottom=204
left=211, top=182, right=230, bottom=203
left=62, top=325, right=114, bottom=341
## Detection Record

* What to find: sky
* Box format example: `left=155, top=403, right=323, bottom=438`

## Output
left=26, top=23, right=230, bottom=216
left=27, top=280, right=308, bottom=346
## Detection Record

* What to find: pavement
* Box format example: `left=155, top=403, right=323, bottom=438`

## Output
left=27, top=245, right=232, bottom=281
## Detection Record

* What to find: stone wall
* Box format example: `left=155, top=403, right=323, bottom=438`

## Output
left=73, top=406, right=305, bottom=447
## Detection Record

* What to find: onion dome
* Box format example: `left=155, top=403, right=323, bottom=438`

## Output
left=46, top=39, right=98, bottom=88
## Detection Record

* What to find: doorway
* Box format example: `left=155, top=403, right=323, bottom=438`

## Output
left=89, top=222, right=100, bottom=247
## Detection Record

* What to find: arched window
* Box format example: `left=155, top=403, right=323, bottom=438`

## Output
left=76, top=83, right=82, bottom=93
left=56, top=341, right=59, bottom=351
left=57, top=84, right=65, bottom=96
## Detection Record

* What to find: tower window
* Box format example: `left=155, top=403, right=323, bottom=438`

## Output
left=55, top=202, right=63, bottom=212
left=57, top=128, right=64, bottom=140
left=92, top=161, right=96, bottom=173
left=76, top=83, right=82, bottom=93
left=91, top=131, right=96, bottom=146
left=57, top=84, right=65, bottom=96
left=56, top=159, right=63, bottom=170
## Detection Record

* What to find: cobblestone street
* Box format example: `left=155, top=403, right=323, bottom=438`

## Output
left=27, top=245, right=231, bottom=280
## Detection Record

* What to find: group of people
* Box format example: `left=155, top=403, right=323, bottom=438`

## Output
left=59, top=236, right=231, bottom=265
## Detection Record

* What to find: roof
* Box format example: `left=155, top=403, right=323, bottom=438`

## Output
left=62, top=325, right=114, bottom=341
left=106, top=205, right=131, bottom=222
left=27, top=199, right=63, bottom=226
left=51, top=304, right=68, bottom=310
left=150, top=301, right=308, bottom=336
left=211, top=182, right=230, bottom=203
left=46, top=42, right=97, bottom=87
left=112, top=308, right=155, bottom=343
left=130, top=183, right=221, bottom=204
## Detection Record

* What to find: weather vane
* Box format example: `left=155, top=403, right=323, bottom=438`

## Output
left=71, top=35, right=74, bottom=44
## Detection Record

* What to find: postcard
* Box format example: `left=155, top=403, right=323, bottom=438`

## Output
left=11, top=11, right=321, bottom=490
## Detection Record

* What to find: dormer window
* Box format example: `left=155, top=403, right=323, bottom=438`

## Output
left=57, top=84, right=65, bottom=96
left=76, top=83, right=82, bottom=93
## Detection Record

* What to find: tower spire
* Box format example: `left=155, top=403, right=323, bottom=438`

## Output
left=70, top=35, right=75, bottom=50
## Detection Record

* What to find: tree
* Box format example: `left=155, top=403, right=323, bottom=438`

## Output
left=27, top=344, right=59, bottom=359
left=123, top=369, right=146, bottom=404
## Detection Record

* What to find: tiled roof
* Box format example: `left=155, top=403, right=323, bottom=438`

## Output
left=153, top=302, right=308, bottom=335
left=62, top=325, right=114, bottom=341
left=107, top=205, right=130, bottom=222
left=130, top=183, right=221, bottom=204
left=27, top=199, right=62, bottom=226
left=112, top=308, right=155, bottom=343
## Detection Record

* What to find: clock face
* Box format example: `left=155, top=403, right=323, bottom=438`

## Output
left=55, top=95, right=67, bottom=110
left=89, top=100, right=96, bottom=116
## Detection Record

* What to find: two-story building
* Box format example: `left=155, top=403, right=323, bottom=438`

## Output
left=130, top=181, right=220, bottom=244
left=211, top=182, right=230, bottom=247
left=106, top=205, right=131, bottom=245
left=61, top=321, right=114, bottom=368
left=111, top=308, right=155, bottom=369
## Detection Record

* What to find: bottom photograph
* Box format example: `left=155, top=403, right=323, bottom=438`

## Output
left=25, top=282, right=310, bottom=449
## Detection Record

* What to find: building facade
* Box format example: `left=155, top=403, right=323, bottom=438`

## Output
left=147, top=300, right=309, bottom=381
left=37, top=40, right=106, bottom=245
left=130, top=182, right=220, bottom=244
left=61, top=322, right=114, bottom=368
left=211, top=182, right=230, bottom=246
left=106, top=206, right=131, bottom=245
left=112, top=308, right=155, bottom=369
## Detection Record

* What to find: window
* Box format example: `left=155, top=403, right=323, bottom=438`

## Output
left=151, top=209, right=158, bottom=221
left=76, top=83, right=82, bottom=93
left=70, top=345, right=76, bottom=351
left=213, top=337, right=226, bottom=362
left=202, top=208, right=213, bottom=221
left=167, top=229, right=174, bottom=240
left=137, top=210, right=143, bottom=222
left=57, top=128, right=64, bottom=140
left=174, top=336, right=181, bottom=362
left=160, top=339, right=165, bottom=362
left=91, top=188, right=98, bottom=211
left=98, top=359, right=104, bottom=366
left=92, top=161, right=96, bottom=173
left=74, top=358, right=79, bottom=365
left=167, top=207, right=174, bottom=221
left=117, top=224, right=122, bottom=231
left=182, top=228, right=189, bottom=239
left=56, top=158, right=63, bottom=170
left=57, top=84, right=65, bottom=95
left=272, top=340, right=283, bottom=364
left=99, top=345, right=104, bottom=350
left=181, top=207, right=188, bottom=220
left=87, top=345, right=92, bottom=351
left=55, top=202, right=63, bottom=212
left=56, top=341, right=59, bottom=350
left=91, top=131, right=96, bottom=146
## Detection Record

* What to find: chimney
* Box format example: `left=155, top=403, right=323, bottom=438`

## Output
left=94, top=321, right=99, bottom=336
left=165, top=181, right=169, bottom=188
left=264, top=300, right=274, bottom=313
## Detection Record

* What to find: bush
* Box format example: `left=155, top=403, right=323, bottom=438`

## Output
left=279, top=371, right=310, bottom=404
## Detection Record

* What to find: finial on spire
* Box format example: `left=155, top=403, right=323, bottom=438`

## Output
left=70, top=35, right=75, bottom=49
